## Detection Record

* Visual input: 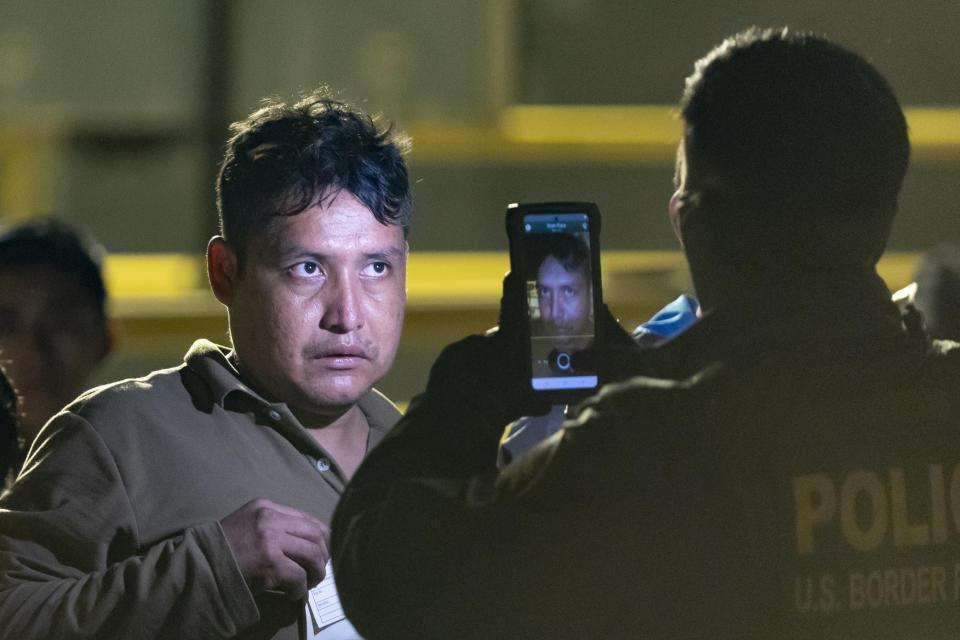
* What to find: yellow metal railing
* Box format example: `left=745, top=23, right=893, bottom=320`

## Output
left=2, top=105, right=960, bottom=217
left=94, top=250, right=924, bottom=403
left=101, top=250, right=921, bottom=317
left=405, top=106, right=960, bottom=164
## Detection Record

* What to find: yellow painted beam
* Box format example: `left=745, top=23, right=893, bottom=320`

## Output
left=499, top=105, right=681, bottom=145
left=0, top=104, right=958, bottom=220
left=904, top=108, right=960, bottom=146
left=102, top=250, right=920, bottom=317
left=406, top=106, right=960, bottom=164
left=104, top=253, right=205, bottom=297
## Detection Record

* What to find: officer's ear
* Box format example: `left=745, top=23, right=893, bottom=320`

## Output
left=669, top=139, right=687, bottom=246
left=668, top=190, right=683, bottom=245
left=207, top=236, right=239, bottom=306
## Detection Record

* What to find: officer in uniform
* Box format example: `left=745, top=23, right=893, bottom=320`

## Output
left=331, top=27, right=960, bottom=638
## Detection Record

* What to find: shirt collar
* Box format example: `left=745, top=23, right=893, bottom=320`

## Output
left=357, top=388, right=402, bottom=448
left=182, top=339, right=402, bottom=441
left=183, top=339, right=255, bottom=406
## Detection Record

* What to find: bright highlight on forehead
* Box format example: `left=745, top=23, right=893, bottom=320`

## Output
left=264, top=191, right=406, bottom=256
left=538, top=254, right=589, bottom=280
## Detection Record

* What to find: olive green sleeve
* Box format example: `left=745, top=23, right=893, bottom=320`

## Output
left=0, top=412, right=259, bottom=639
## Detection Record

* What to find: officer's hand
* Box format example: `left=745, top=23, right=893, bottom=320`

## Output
left=568, top=303, right=645, bottom=385
left=417, top=271, right=550, bottom=429
left=220, top=498, right=330, bottom=600
left=425, top=333, right=550, bottom=433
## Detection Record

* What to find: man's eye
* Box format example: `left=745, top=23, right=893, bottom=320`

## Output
left=362, top=262, right=390, bottom=277
left=562, top=287, right=577, bottom=297
left=291, top=262, right=322, bottom=277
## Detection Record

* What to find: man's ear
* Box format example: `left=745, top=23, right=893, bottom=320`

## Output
left=99, top=318, right=118, bottom=362
left=207, top=236, right=238, bottom=306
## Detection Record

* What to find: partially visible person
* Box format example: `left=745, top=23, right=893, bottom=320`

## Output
left=0, top=365, right=20, bottom=489
left=332, top=28, right=960, bottom=639
left=0, top=89, right=412, bottom=640
left=0, top=220, right=113, bottom=445
left=910, top=242, right=960, bottom=339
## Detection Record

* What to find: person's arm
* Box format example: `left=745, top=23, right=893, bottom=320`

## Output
left=330, top=331, right=522, bottom=634
left=0, top=412, right=259, bottom=640
left=333, top=331, right=649, bottom=638
left=333, top=343, right=729, bottom=639
left=331, top=264, right=647, bottom=638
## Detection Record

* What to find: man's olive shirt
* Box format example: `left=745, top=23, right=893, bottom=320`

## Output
left=0, top=339, right=400, bottom=640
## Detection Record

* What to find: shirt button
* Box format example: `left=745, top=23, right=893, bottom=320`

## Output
left=268, top=410, right=281, bottom=421
left=317, top=458, right=331, bottom=472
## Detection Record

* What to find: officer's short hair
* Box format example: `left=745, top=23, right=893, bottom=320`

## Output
left=680, top=27, right=909, bottom=266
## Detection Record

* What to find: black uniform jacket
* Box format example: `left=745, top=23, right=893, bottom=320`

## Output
left=332, top=271, right=960, bottom=639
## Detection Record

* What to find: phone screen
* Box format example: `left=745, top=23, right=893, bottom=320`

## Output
left=520, top=212, right=598, bottom=392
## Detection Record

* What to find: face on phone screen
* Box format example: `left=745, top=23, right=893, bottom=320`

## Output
left=521, top=213, right=598, bottom=392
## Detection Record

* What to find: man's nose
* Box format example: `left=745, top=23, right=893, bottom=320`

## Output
left=319, top=274, right=364, bottom=333
left=548, top=298, right=564, bottom=322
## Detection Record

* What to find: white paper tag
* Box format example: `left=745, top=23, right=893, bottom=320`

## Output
left=303, top=559, right=363, bottom=639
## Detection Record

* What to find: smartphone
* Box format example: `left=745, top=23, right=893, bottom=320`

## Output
left=506, top=202, right=603, bottom=401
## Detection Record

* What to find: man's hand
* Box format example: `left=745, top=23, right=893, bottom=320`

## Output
left=425, top=275, right=638, bottom=425
left=220, top=498, right=330, bottom=600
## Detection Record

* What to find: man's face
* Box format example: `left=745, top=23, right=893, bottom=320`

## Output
left=536, top=255, right=592, bottom=341
left=671, top=133, right=746, bottom=311
left=223, top=191, right=406, bottom=422
left=0, top=267, right=110, bottom=439
left=670, top=133, right=728, bottom=235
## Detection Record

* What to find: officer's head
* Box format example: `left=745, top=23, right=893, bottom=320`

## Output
left=671, top=27, right=909, bottom=308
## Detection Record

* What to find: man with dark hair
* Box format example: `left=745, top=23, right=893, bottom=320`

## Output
left=0, top=89, right=411, bottom=639
left=0, top=220, right=113, bottom=447
left=331, top=28, right=960, bottom=638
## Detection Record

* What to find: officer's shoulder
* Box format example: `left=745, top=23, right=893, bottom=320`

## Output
left=570, top=362, right=725, bottom=427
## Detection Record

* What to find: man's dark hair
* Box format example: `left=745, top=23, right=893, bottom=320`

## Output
left=0, top=219, right=107, bottom=314
left=680, top=27, right=910, bottom=266
left=529, top=233, right=590, bottom=276
left=0, top=364, right=21, bottom=487
left=217, top=88, right=412, bottom=268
